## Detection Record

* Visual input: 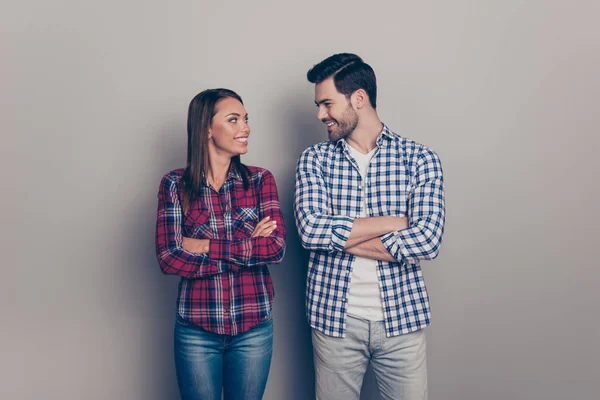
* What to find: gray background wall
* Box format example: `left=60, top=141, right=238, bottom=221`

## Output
left=2, top=0, right=599, bottom=399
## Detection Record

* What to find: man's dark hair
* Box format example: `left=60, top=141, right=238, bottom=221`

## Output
left=307, top=53, right=377, bottom=108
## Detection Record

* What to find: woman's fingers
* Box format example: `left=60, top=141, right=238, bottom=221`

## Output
left=261, top=222, right=277, bottom=237
left=251, top=217, right=277, bottom=237
left=256, top=222, right=277, bottom=237
left=251, top=217, right=270, bottom=237
left=251, top=217, right=273, bottom=237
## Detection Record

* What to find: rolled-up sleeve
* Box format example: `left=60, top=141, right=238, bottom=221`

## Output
left=381, top=148, right=445, bottom=263
left=294, top=147, right=354, bottom=252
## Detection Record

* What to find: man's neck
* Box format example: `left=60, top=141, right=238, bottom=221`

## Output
left=346, top=113, right=383, bottom=154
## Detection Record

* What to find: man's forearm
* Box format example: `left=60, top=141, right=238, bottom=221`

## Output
left=345, top=216, right=408, bottom=249
left=345, top=237, right=397, bottom=262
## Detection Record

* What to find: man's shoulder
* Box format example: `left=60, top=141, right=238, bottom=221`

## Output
left=298, top=141, right=337, bottom=161
left=385, top=128, right=440, bottom=161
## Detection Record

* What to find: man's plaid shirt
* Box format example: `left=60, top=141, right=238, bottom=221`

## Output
left=294, top=125, right=445, bottom=337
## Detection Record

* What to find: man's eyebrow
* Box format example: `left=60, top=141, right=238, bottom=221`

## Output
left=314, top=99, right=333, bottom=105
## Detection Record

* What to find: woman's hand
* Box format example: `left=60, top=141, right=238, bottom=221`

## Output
left=251, top=216, right=278, bottom=238
left=180, top=216, right=276, bottom=254
left=182, top=237, right=210, bottom=253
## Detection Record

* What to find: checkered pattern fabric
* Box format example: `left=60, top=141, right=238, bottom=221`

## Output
left=156, top=165, right=286, bottom=335
left=294, top=125, right=445, bottom=337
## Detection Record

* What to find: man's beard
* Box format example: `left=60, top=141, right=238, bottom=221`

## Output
left=327, top=104, right=358, bottom=142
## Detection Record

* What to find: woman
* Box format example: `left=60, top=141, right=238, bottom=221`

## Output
left=155, top=89, right=286, bottom=399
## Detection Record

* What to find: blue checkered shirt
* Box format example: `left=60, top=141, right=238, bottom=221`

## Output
left=294, top=125, right=445, bottom=337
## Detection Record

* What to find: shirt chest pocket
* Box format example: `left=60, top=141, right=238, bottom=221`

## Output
left=183, top=211, right=213, bottom=238
left=231, top=207, right=260, bottom=238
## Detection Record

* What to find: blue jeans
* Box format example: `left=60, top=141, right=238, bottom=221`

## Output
left=312, top=315, right=428, bottom=400
left=174, top=315, right=273, bottom=400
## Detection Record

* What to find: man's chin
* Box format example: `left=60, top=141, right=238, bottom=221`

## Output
left=328, top=131, right=348, bottom=142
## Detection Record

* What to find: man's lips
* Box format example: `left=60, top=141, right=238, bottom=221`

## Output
left=323, top=120, right=336, bottom=131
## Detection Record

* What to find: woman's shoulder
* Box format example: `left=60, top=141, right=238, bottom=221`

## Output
left=242, top=166, right=281, bottom=192
left=159, top=168, right=186, bottom=186
left=244, top=165, right=273, bottom=179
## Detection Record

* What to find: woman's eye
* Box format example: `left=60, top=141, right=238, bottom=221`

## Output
left=229, top=118, right=237, bottom=123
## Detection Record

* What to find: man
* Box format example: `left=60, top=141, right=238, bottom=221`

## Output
left=294, top=53, right=445, bottom=400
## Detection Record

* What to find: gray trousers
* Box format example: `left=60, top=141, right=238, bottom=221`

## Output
left=312, top=315, right=428, bottom=400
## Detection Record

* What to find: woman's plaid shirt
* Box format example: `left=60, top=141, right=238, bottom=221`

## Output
left=294, top=125, right=445, bottom=338
left=155, top=165, right=286, bottom=335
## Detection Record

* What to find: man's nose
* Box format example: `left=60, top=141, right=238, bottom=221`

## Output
left=317, top=106, right=327, bottom=121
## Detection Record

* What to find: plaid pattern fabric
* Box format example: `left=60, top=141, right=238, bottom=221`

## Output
left=155, top=165, right=286, bottom=335
left=294, top=125, right=445, bottom=338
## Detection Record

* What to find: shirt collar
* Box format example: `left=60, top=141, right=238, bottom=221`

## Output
left=201, top=162, right=243, bottom=187
left=377, top=124, right=394, bottom=147
left=334, top=123, right=394, bottom=149
left=227, top=163, right=243, bottom=181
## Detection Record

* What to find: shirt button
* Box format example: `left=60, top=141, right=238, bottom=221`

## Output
left=358, top=185, right=362, bottom=190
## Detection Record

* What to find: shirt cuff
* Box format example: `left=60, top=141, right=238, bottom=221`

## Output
left=208, top=239, right=240, bottom=272
left=381, top=231, right=402, bottom=262
left=331, top=216, right=355, bottom=252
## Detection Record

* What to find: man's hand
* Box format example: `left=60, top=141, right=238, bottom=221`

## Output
left=251, top=216, right=278, bottom=238
left=182, top=237, right=210, bottom=253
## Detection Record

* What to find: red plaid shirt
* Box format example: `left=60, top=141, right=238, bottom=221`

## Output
left=155, top=165, right=286, bottom=335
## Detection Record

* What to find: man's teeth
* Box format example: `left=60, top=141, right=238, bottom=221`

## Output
left=326, top=122, right=335, bottom=127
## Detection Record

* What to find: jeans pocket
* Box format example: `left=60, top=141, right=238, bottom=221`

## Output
left=175, top=313, right=194, bottom=327
left=250, top=315, right=274, bottom=338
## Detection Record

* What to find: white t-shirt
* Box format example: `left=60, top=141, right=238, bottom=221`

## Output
left=345, top=144, right=385, bottom=321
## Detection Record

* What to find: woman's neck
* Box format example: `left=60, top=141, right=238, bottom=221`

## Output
left=206, top=152, right=232, bottom=191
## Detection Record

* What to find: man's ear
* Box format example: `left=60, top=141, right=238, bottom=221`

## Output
left=352, top=89, right=368, bottom=109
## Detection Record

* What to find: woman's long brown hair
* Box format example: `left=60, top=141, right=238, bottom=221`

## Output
left=182, top=89, right=250, bottom=212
